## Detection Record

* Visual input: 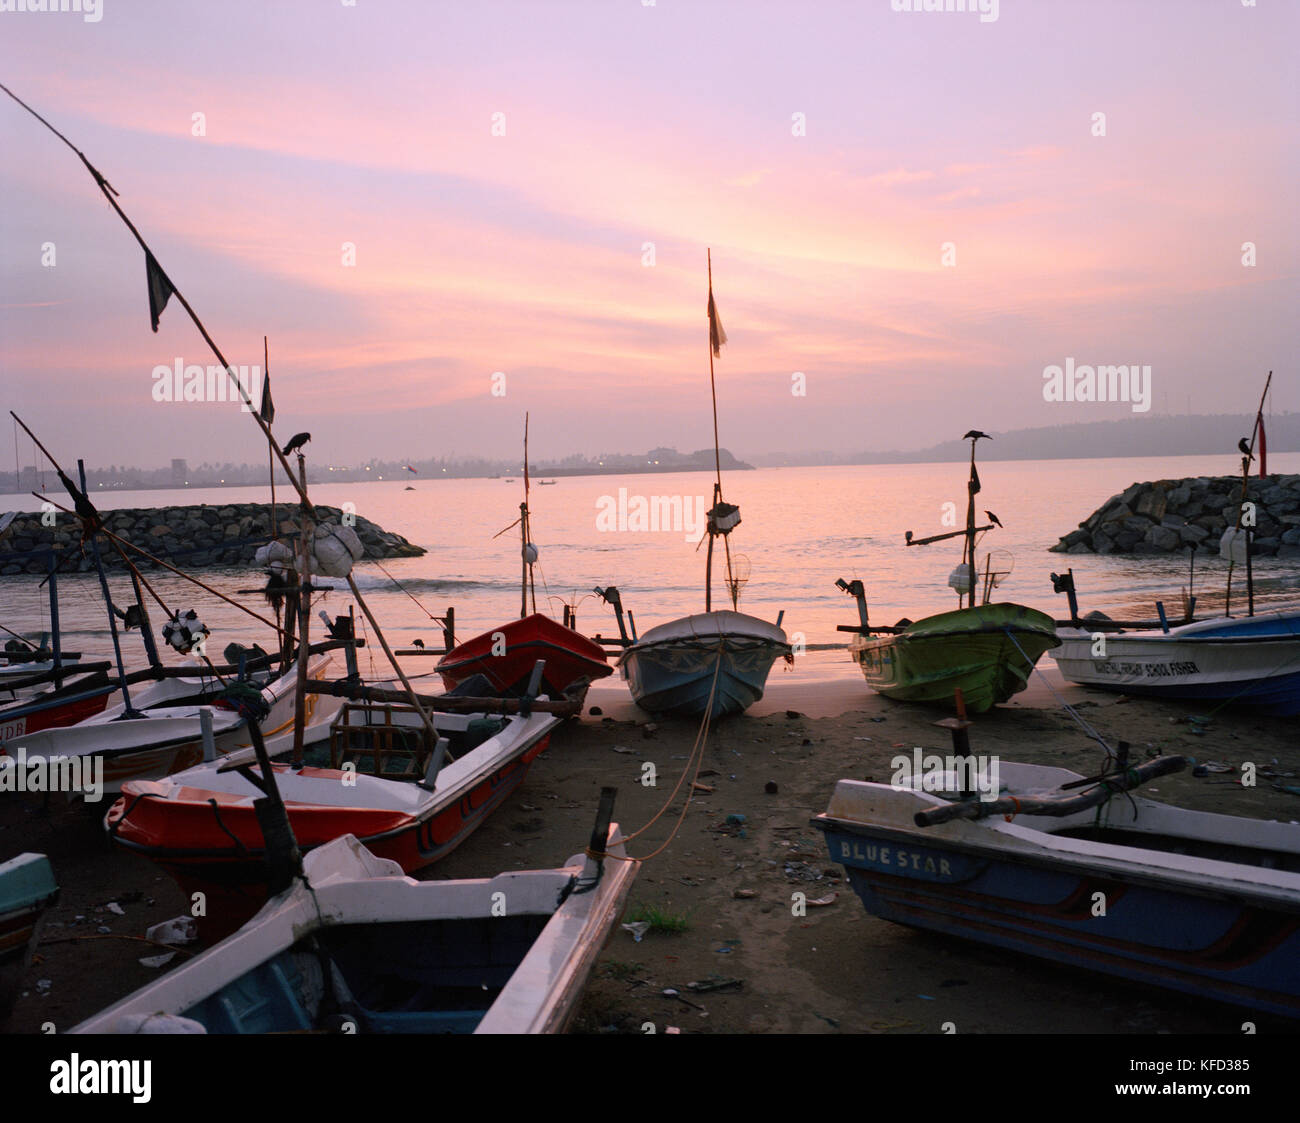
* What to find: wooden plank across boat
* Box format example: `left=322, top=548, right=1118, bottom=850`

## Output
left=812, top=758, right=1300, bottom=1018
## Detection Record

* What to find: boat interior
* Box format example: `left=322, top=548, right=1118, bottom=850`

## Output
left=181, top=911, right=555, bottom=1033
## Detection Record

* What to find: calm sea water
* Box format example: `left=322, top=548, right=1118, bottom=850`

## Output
left=4, top=453, right=1299, bottom=674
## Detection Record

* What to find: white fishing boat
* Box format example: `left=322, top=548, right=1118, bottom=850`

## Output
left=1052, top=609, right=1300, bottom=716
left=613, top=252, right=789, bottom=719
left=814, top=757, right=1300, bottom=1018
left=1, top=651, right=340, bottom=797
left=74, top=819, right=636, bottom=1035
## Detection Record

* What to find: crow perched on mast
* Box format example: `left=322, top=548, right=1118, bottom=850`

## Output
left=1238, top=437, right=1253, bottom=460
left=963, top=430, right=992, bottom=442
left=985, top=511, right=1003, bottom=528
left=280, top=432, right=311, bottom=456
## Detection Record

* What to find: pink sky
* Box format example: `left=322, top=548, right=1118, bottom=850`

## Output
left=1, top=0, right=1296, bottom=470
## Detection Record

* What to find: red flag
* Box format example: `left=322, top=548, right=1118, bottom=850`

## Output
left=1257, top=416, right=1267, bottom=478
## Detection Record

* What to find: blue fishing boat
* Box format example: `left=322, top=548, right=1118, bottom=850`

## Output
left=813, top=758, right=1300, bottom=1018
left=0, top=853, right=59, bottom=1020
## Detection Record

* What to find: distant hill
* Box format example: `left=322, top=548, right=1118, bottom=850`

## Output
left=747, top=414, right=1297, bottom=466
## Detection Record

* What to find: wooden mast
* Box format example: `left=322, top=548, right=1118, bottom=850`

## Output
left=963, top=439, right=978, bottom=610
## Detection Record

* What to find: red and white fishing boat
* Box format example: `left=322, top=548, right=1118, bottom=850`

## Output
left=436, top=612, right=611, bottom=700
left=106, top=699, right=562, bottom=934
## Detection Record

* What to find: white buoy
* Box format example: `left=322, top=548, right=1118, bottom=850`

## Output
left=523, top=542, right=539, bottom=564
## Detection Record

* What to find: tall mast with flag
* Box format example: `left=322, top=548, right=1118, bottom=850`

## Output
left=704, top=250, right=740, bottom=612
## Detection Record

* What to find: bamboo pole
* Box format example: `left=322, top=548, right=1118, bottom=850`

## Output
left=1225, top=371, right=1272, bottom=616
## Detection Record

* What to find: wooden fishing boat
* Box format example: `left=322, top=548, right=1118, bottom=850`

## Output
left=1052, top=610, right=1300, bottom=716
left=2, top=651, right=340, bottom=798
left=0, top=853, right=58, bottom=1020
left=73, top=820, right=635, bottom=1035
left=106, top=697, right=561, bottom=932
left=619, top=611, right=789, bottom=719
left=836, top=433, right=1057, bottom=713
left=437, top=612, right=611, bottom=700
left=437, top=416, right=612, bottom=703
left=848, top=603, right=1060, bottom=713
left=615, top=252, right=789, bottom=720
left=812, top=756, right=1300, bottom=1018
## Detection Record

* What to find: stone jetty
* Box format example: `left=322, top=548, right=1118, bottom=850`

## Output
left=0, top=503, right=425, bottom=575
left=1051, top=474, right=1300, bottom=558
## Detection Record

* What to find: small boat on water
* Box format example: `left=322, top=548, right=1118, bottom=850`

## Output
left=813, top=754, right=1300, bottom=1018
left=73, top=819, right=636, bottom=1035
left=836, top=432, right=1057, bottom=712
left=1052, top=610, right=1300, bottom=716
left=107, top=693, right=561, bottom=930
left=0, top=852, right=58, bottom=1020
left=2, top=652, right=340, bottom=798
left=615, top=253, right=790, bottom=720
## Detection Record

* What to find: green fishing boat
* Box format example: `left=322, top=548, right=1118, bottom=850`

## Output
left=836, top=431, right=1059, bottom=713
left=844, top=602, right=1059, bottom=712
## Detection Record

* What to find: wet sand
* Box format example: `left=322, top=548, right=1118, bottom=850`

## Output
left=4, top=652, right=1299, bottom=1035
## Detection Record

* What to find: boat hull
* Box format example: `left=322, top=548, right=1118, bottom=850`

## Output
left=0, top=679, right=115, bottom=742
left=436, top=613, right=612, bottom=699
left=849, top=603, right=1058, bottom=712
left=813, top=766, right=1300, bottom=1018
left=0, top=853, right=59, bottom=1020
left=107, top=711, right=558, bottom=936
left=1052, top=611, right=1300, bottom=716
left=619, top=611, right=790, bottom=719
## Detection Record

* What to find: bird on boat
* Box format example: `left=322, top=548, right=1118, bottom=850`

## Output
left=281, top=432, right=312, bottom=456
left=985, top=511, right=1003, bottom=528
left=1238, top=437, right=1254, bottom=460
left=411, top=638, right=425, bottom=649
left=964, top=430, right=992, bottom=442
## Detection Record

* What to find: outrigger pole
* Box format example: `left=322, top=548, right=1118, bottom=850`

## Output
left=1, top=83, right=442, bottom=750
left=1225, top=371, right=1271, bottom=618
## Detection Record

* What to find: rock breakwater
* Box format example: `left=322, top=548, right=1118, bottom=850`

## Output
left=0, top=503, right=425, bottom=575
left=1051, top=474, right=1300, bottom=558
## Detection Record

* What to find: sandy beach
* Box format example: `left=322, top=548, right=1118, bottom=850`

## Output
left=4, top=650, right=1297, bottom=1036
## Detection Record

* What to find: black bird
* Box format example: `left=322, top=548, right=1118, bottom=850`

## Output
left=411, top=638, right=425, bottom=649
left=905, top=530, right=914, bottom=543
left=1238, top=437, right=1254, bottom=460
left=964, top=430, right=992, bottom=442
left=281, top=432, right=312, bottom=456
left=985, top=510, right=1003, bottom=528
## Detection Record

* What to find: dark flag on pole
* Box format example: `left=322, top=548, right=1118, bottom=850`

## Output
left=259, top=369, right=275, bottom=424
left=970, top=464, right=981, bottom=495
left=1257, top=416, right=1267, bottom=478
left=145, top=251, right=175, bottom=332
